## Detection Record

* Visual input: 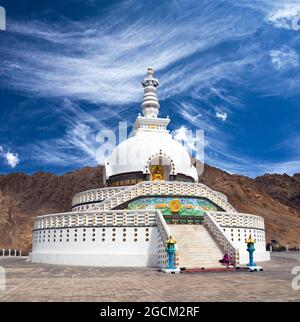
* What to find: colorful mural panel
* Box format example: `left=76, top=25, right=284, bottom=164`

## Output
left=127, top=197, right=219, bottom=216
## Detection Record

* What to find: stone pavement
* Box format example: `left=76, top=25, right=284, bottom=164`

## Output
left=0, top=253, right=300, bottom=302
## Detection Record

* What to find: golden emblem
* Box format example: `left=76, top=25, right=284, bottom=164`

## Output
left=169, top=199, right=181, bottom=213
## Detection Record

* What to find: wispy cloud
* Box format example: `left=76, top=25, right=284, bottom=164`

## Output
left=270, top=46, right=299, bottom=70
left=0, top=0, right=276, bottom=105
left=21, top=99, right=106, bottom=167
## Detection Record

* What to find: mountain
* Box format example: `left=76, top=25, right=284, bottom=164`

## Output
left=198, top=165, right=300, bottom=246
left=0, top=167, right=104, bottom=251
left=1, top=164, right=300, bottom=251
left=255, top=173, right=300, bottom=213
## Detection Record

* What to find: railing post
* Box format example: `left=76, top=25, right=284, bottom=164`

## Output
left=19, top=250, right=22, bottom=257
left=2, top=249, right=4, bottom=256
left=14, top=249, right=17, bottom=256
left=8, top=249, right=11, bottom=257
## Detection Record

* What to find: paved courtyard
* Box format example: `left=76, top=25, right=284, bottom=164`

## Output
left=0, top=253, right=300, bottom=302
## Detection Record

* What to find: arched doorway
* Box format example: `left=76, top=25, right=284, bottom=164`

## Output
left=145, top=151, right=176, bottom=181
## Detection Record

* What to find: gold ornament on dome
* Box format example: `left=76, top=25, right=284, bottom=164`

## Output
left=169, top=199, right=181, bottom=213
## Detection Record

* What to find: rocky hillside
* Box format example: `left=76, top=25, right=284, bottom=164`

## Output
left=198, top=164, right=300, bottom=246
left=255, top=173, right=300, bottom=213
left=0, top=166, right=104, bottom=251
left=0, top=164, right=300, bottom=251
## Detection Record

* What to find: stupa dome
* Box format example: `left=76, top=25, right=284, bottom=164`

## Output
left=105, top=130, right=198, bottom=182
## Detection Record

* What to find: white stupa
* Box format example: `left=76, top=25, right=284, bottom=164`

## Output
left=30, top=68, right=270, bottom=268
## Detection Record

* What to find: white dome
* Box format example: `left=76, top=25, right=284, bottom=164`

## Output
left=105, top=130, right=198, bottom=182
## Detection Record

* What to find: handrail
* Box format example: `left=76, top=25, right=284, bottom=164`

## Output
left=207, top=211, right=265, bottom=230
left=72, top=186, right=129, bottom=207
left=90, top=181, right=236, bottom=213
left=156, top=210, right=179, bottom=267
left=156, top=210, right=173, bottom=241
left=34, top=209, right=157, bottom=230
left=204, top=211, right=240, bottom=265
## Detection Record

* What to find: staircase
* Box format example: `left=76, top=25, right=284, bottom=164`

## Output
left=170, top=224, right=224, bottom=269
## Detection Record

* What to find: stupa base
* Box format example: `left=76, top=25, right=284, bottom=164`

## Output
left=161, top=268, right=181, bottom=274
left=247, top=265, right=263, bottom=272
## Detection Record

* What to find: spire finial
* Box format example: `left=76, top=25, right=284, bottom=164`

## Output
left=147, top=66, right=153, bottom=75
left=141, top=67, right=160, bottom=118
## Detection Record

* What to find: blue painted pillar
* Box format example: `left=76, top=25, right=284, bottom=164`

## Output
left=246, top=235, right=256, bottom=267
left=166, top=236, right=177, bottom=269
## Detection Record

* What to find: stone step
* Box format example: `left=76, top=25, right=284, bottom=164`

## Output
left=180, top=255, right=221, bottom=258
left=169, top=224, right=223, bottom=268
left=178, top=247, right=219, bottom=250
left=180, top=258, right=221, bottom=261
left=179, top=253, right=222, bottom=257
left=178, top=260, right=223, bottom=265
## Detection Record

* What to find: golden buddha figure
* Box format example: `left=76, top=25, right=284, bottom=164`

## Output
left=151, top=165, right=164, bottom=181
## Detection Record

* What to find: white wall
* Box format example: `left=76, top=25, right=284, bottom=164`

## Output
left=31, top=226, right=158, bottom=267
left=222, top=226, right=270, bottom=264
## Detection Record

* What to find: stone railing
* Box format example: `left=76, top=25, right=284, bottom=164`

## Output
left=208, top=211, right=265, bottom=230
left=72, top=186, right=128, bottom=208
left=34, top=210, right=157, bottom=230
left=1, top=249, right=23, bottom=257
left=91, top=181, right=236, bottom=213
left=156, top=210, right=179, bottom=268
left=203, top=212, right=240, bottom=265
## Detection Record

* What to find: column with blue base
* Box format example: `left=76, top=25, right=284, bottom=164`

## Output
left=245, top=235, right=263, bottom=272
left=162, top=236, right=180, bottom=273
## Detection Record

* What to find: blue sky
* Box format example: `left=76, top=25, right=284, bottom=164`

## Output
left=0, top=0, right=300, bottom=177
